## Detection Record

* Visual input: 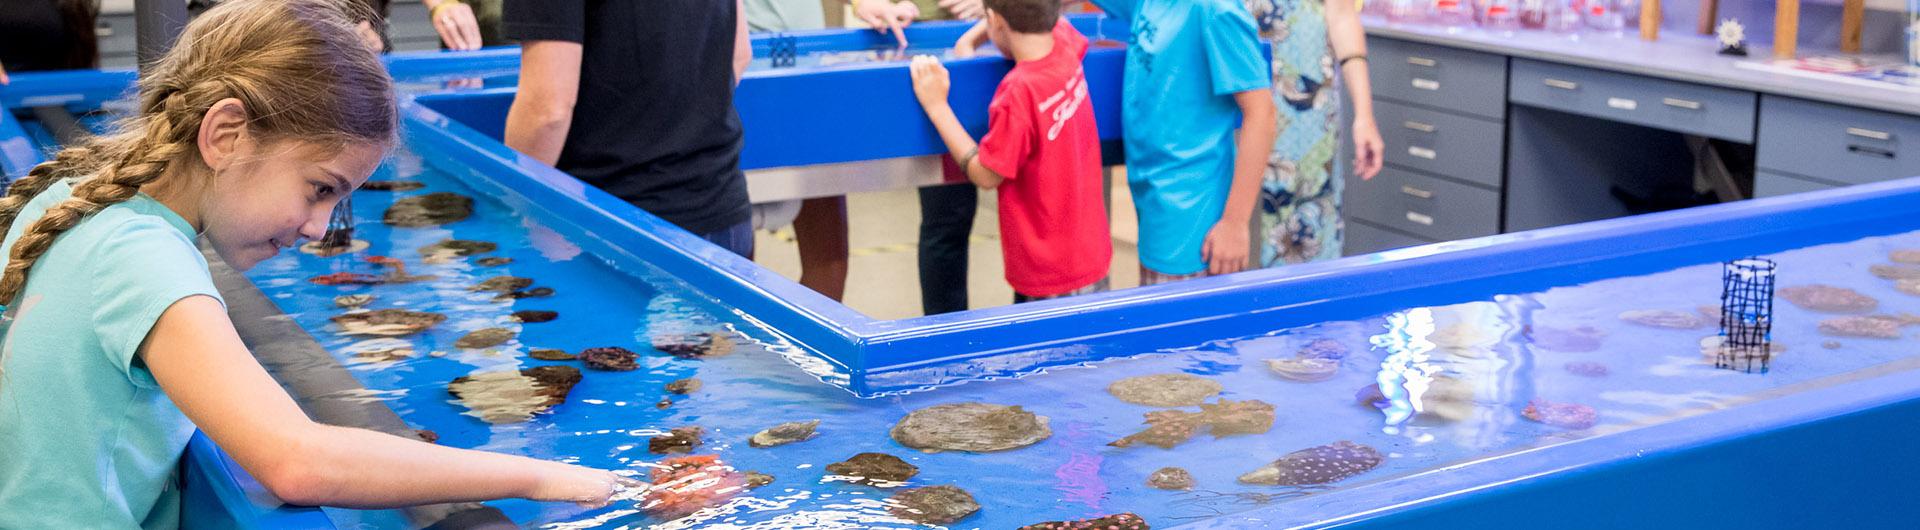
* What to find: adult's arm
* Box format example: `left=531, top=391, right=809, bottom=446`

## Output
left=503, top=40, right=583, bottom=166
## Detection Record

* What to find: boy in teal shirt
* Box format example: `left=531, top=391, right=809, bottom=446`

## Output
left=1087, top=0, right=1276, bottom=282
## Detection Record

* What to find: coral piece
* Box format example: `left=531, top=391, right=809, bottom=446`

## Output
left=455, top=328, right=515, bottom=349
left=1778, top=285, right=1879, bottom=313
left=640, top=455, right=745, bottom=520
left=447, top=366, right=581, bottom=423
left=309, top=272, right=385, bottom=286
left=665, top=378, right=702, bottom=395
left=1106, top=373, right=1223, bottom=407
left=1019, top=513, right=1150, bottom=530
left=653, top=332, right=736, bottom=359
left=510, top=310, right=558, bottom=323
left=888, top=485, right=980, bottom=525
left=1146, top=467, right=1194, bottom=490
left=891, top=403, right=1051, bottom=453
left=649, top=427, right=705, bottom=454
left=1237, top=441, right=1383, bottom=486
left=528, top=348, right=576, bottom=361
left=1563, top=361, right=1610, bottom=377
left=384, top=192, right=473, bottom=227
left=749, top=420, right=818, bottom=448
left=581, top=347, right=639, bottom=371
left=1522, top=399, right=1598, bottom=430
left=825, top=452, right=918, bottom=484
left=332, top=309, right=446, bottom=336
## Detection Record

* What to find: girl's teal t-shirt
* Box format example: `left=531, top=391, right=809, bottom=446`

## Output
left=0, top=178, right=224, bottom=529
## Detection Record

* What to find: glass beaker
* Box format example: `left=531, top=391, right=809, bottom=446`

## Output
left=1431, top=0, right=1475, bottom=26
left=1480, top=0, right=1521, bottom=28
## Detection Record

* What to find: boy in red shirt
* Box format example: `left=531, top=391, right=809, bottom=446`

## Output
left=909, top=0, right=1111, bottom=302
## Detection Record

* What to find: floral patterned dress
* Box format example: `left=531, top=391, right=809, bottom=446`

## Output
left=1248, top=0, right=1346, bottom=266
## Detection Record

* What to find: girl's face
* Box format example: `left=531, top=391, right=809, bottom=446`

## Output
left=204, top=139, right=384, bottom=270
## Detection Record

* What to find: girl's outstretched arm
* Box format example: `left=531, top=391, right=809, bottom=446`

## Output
left=144, top=295, right=624, bottom=509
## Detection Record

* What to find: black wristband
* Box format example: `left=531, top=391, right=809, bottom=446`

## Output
left=1338, top=54, right=1368, bottom=68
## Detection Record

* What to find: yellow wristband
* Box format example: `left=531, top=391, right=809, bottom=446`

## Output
left=430, top=0, right=463, bottom=20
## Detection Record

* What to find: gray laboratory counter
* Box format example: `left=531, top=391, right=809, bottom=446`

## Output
left=1345, top=17, right=1920, bottom=256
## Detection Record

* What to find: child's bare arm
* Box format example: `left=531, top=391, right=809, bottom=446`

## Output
left=953, top=21, right=990, bottom=59
left=1202, top=88, right=1277, bottom=275
left=734, top=0, right=751, bottom=84
left=910, top=56, right=1007, bottom=189
left=144, top=295, right=625, bottom=509
left=504, top=40, right=583, bottom=167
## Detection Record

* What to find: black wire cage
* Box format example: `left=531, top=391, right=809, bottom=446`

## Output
left=769, top=34, right=798, bottom=68
left=318, top=193, right=355, bottom=250
left=1717, top=257, right=1776, bottom=373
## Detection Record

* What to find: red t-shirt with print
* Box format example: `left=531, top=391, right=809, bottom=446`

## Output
left=976, top=18, right=1111, bottom=297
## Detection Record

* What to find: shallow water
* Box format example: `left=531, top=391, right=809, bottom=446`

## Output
left=747, top=46, right=972, bottom=72
left=231, top=142, right=1920, bottom=529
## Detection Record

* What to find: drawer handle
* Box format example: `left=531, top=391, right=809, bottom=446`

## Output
left=1407, top=56, right=1439, bottom=67
left=1408, top=146, right=1438, bottom=160
left=1543, top=78, right=1579, bottom=90
left=1846, top=127, right=1892, bottom=141
left=1661, top=98, right=1702, bottom=110
left=1405, top=211, right=1436, bottom=226
left=1848, top=145, right=1897, bottom=159
left=1400, top=186, right=1434, bottom=199
left=1606, top=97, right=1638, bottom=111
left=1412, top=78, right=1441, bottom=91
left=1403, top=121, right=1437, bottom=133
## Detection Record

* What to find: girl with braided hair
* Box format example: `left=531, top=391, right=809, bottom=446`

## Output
left=0, top=1, right=627, bottom=527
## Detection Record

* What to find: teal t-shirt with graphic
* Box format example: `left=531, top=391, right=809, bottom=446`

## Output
left=1092, top=0, right=1270, bottom=275
left=0, top=179, right=224, bottom=529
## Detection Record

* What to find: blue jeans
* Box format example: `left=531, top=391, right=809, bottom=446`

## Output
left=701, top=221, right=755, bottom=259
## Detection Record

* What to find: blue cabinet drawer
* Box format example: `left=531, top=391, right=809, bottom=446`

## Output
left=1369, top=37, right=1508, bottom=120
left=1346, top=167, right=1501, bottom=241
left=1754, top=170, right=1843, bottom=198
left=1509, top=59, right=1756, bottom=142
left=1376, top=99, right=1505, bottom=188
left=1757, top=96, right=1920, bottom=186
left=1344, top=219, right=1434, bottom=256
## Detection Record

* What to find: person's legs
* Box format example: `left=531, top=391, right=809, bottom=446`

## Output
left=1013, top=277, right=1111, bottom=304
left=793, top=196, right=850, bottom=301
left=917, top=182, right=977, bottom=315
left=700, top=221, right=756, bottom=259
left=1138, top=264, right=1208, bottom=287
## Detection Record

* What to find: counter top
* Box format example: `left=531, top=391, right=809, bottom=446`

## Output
left=1362, top=17, right=1920, bottom=116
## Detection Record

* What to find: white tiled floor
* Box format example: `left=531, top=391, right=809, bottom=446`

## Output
left=753, top=172, right=1142, bottom=320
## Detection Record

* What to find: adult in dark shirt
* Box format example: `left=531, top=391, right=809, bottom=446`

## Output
left=0, top=0, right=97, bottom=84
left=502, top=0, right=755, bottom=257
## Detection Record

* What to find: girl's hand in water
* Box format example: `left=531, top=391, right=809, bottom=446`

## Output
left=529, top=462, right=638, bottom=509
